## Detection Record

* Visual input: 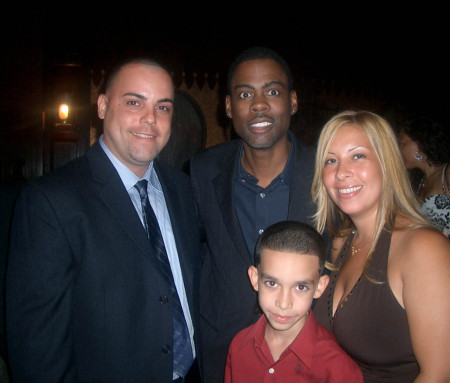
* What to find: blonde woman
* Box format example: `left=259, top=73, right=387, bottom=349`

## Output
left=312, top=110, right=450, bottom=382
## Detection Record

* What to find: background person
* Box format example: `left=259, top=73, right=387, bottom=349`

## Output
left=398, top=117, right=450, bottom=235
left=312, top=110, right=450, bottom=382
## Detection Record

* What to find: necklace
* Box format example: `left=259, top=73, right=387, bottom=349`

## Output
left=351, top=246, right=362, bottom=256
left=350, top=229, right=362, bottom=256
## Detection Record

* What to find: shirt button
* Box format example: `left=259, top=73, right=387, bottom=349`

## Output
left=161, top=345, right=171, bottom=354
left=269, top=367, right=275, bottom=374
left=260, top=192, right=265, bottom=198
left=159, top=295, right=169, bottom=304
left=258, top=229, right=264, bottom=235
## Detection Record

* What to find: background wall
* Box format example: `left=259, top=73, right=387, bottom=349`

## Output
left=1, top=8, right=447, bottom=185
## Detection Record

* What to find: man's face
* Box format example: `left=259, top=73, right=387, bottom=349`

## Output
left=97, top=63, right=174, bottom=177
left=225, top=59, right=297, bottom=151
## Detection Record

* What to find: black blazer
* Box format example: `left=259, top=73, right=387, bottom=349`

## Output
left=190, top=133, right=317, bottom=383
left=6, top=142, right=203, bottom=383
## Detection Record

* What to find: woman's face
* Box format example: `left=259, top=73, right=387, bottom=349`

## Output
left=398, top=129, right=421, bottom=169
left=322, top=124, right=383, bottom=222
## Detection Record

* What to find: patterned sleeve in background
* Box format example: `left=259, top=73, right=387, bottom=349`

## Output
left=421, top=194, right=450, bottom=236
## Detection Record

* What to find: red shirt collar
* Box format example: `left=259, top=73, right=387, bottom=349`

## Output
left=239, top=310, right=320, bottom=368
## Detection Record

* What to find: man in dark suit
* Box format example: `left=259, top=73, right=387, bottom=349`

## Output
left=190, top=46, right=317, bottom=383
left=6, top=58, right=203, bottom=382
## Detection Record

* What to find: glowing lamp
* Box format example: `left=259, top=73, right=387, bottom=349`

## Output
left=58, top=103, right=69, bottom=120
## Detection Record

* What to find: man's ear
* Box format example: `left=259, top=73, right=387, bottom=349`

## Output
left=313, top=274, right=329, bottom=299
left=248, top=266, right=259, bottom=292
left=225, top=95, right=232, bottom=119
left=97, top=94, right=108, bottom=120
left=290, top=90, right=298, bottom=115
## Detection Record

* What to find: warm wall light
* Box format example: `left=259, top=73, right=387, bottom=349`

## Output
left=58, top=103, right=69, bottom=120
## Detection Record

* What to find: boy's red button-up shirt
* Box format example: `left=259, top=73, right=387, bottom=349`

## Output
left=224, top=311, right=363, bottom=383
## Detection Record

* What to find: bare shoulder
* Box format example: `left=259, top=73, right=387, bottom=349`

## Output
left=388, top=227, right=450, bottom=308
left=391, top=227, right=450, bottom=267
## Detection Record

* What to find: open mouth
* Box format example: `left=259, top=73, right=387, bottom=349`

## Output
left=338, top=186, right=363, bottom=194
left=250, top=121, right=272, bottom=128
left=132, top=132, right=155, bottom=139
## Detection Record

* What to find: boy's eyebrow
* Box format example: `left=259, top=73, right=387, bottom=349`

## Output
left=296, top=279, right=315, bottom=286
left=260, top=272, right=278, bottom=281
left=260, top=273, right=315, bottom=286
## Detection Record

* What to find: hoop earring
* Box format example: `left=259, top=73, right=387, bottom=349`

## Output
left=414, top=152, right=423, bottom=161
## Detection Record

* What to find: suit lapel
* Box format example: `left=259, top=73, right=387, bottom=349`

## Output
left=154, top=162, right=194, bottom=293
left=288, top=136, right=315, bottom=222
left=213, top=145, right=252, bottom=263
left=87, top=143, right=163, bottom=273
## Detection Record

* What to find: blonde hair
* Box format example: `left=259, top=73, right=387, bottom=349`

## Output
left=311, top=110, right=432, bottom=276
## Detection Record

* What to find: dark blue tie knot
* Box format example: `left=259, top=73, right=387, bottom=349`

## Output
left=134, top=179, right=148, bottom=201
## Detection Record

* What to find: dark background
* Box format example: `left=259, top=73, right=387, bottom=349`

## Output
left=1, top=7, right=447, bottom=126
left=0, top=7, right=447, bottom=186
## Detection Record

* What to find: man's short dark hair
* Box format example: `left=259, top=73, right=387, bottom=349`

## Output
left=254, top=221, right=326, bottom=274
left=104, top=57, right=170, bottom=95
left=226, top=46, right=294, bottom=95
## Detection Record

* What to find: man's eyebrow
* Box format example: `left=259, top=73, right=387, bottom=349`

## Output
left=122, top=92, right=174, bottom=104
left=123, top=92, right=147, bottom=99
left=158, top=98, right=174, bottom=105
left=262, top=81, right=285, bottom=88
left=233, top=83, right=254, bottom=91
left=233, top=80, right=286, bottom=92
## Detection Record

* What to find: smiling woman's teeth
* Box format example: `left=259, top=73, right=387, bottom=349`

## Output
left=339, top=186, right=363, bottom=194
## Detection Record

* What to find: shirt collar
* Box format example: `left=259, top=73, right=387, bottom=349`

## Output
left=99, top=135, right=160, bottom=192
left=240, top=314, right=267, bottom=349
left=239, top=310, right=319, bottom=369
left=287, top=310, right=318, bottom=368
left=236, top=130, right=295, bottom=187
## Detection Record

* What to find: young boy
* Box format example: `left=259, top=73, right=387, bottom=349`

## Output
left=224, top=221, right=363, bottom=383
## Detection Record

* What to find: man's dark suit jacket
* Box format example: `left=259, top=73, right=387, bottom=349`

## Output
left=6, top=142, right=203, bottom=383
left=190, top=133, right=317, bottom=383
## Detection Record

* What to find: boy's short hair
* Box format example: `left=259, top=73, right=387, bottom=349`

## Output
left=254, top=221, right=326, bottom=274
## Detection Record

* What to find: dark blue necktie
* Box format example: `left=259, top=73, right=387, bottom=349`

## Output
left=134, top=179, right=193, bottom=378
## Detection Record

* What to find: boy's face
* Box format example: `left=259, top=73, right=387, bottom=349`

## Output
left=248, top=249, right=329, bottom=340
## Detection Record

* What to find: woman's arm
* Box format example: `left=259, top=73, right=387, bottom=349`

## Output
left=399, top=229, right=450, bottom=382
